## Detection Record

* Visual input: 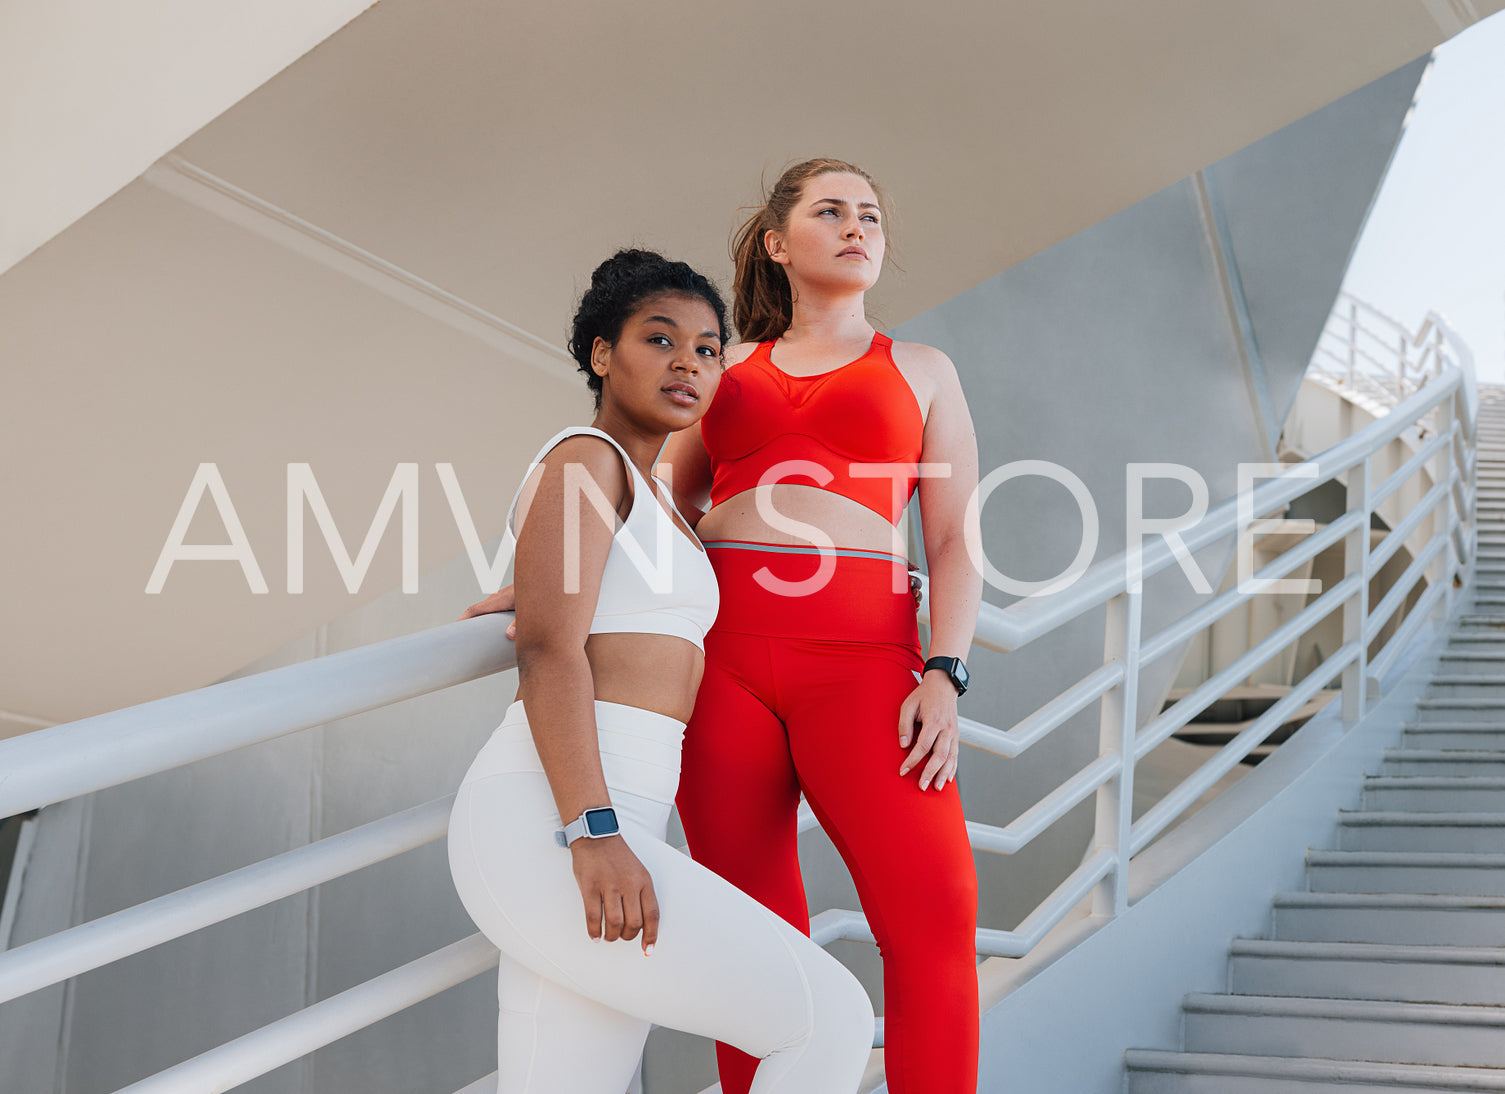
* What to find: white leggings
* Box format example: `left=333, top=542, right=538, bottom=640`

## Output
left=447, top=699, right=874, bottom=1094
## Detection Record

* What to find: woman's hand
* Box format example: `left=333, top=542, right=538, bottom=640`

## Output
left=570, top=836, right=659, bottom=954
left=459, top=584, right=518, bottom=640
left=896, top=673, right=961, bottom=792
left=908, top=566, right=923, bottom=610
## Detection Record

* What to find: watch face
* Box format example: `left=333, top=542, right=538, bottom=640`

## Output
left=584, top=808, right=619, bottom=837
left=955, top=660, right=970, bottom=688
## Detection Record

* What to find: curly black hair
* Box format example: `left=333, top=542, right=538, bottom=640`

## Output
left=568, top=249, right=730, bottom=410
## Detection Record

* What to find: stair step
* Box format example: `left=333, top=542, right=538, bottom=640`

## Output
left=1403, top=725, right=1505, bottom=749
left=1364, top=775, right=1505, bottom=811
left=1274, top=892, right=1505, bottom=946
left=1415, top=699, right=1505, bottom=724
left=1126, top=1050, right=1505, bottom=1093
left=1340, top=811, right=1505, bottom=853
left=1307, top=850, right=1505, bottom=895
left=1184, top=993, right=1505, bottom=1068
left=1229, top=938, right=1505, bottom=1005
left=1426, top=678, right=1505, bottom=699
left=1384, top=750, right=1505, bottom=775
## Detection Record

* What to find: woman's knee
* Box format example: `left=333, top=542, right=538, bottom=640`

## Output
left=806, top=957, right=876, bottom=1058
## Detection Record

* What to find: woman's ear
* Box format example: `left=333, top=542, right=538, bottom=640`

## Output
left=763, top=227, right=789, bottom=267
left=591, top=336, right=611, bottom=377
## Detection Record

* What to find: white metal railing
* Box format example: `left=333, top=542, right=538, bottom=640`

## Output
left=1307, top=290, right=1473, bottom=423
left=0, top=304, right=1479, bottom=1092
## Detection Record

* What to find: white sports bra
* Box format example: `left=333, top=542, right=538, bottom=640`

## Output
left=506, top=426, right=720, bottom=651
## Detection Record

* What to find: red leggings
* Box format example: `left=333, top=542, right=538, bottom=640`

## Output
left=676, top=542, right=979, bottom=1094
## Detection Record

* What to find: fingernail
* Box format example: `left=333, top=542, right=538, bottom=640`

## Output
left=900, top=737, right=910, bottom=747
left=593, top=935, right=602, bottom=944
left=644, top=944, right=655, bottom=956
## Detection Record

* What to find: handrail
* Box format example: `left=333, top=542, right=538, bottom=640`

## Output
left=113, top=935, right=498, bottom=1094
left=0, top=294, right=1476, bottom=1093
left=0, top=796, right=453, bottom=1003
left=966, top=362, right=1462, bottom=654
left=0, top=615, right=516, bottom=817
left=1307, top=290, right=1477, bottom=424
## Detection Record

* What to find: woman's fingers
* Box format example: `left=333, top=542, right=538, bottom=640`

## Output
left=457, top=584, right=517, bottom=621
left=640, top=882, right=660, bottom=955
left=602, top=890, right=626, bottom=943
left=903, top=718, right=962, bottom=790
left=897, top=694, right=919, bottom=749
left=899, top=720, right=942, bottom=777
left=930, top=735, right=962, bottom=791
left=620, top=896, right=642, bottom=942
left=918, top=738, right=954, bottom=791
left=582, top=892, right=603, bottom=942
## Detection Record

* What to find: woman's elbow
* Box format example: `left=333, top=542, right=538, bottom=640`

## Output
left=514, top=633, right=586, bottom=676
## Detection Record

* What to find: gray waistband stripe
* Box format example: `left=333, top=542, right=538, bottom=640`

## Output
left=700, top=540, right=908, bottom=564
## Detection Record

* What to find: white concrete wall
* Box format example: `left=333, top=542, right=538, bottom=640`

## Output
left=0, top=0, right=375, bottom=275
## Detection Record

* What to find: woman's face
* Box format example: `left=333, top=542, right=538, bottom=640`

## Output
left=766, top=172, right=886, bottom=294
left=592, top=293, right=724, bottom=432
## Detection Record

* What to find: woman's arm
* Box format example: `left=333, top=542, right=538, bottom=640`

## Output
left=654, top=419, right=714, bottom=528
left=895, top=345, right=983, bottom=792
left=512, top=435, right=658, bottom=952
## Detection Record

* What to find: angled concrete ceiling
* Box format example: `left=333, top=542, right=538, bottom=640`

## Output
left=2, top=0, right=1499, bottom=724
left=168, top=0, right=1499, bottom=342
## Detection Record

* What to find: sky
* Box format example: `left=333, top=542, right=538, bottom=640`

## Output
left=1341, top=10, right=1505, bottom=384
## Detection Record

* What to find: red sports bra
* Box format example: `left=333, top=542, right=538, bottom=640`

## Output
left=699, top=332, right=925, bottom=524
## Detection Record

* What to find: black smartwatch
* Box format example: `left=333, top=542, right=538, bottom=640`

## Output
left=923, top=656, right=970, bottom=697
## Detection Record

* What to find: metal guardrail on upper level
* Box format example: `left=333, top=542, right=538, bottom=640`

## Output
left=0, top=300, right=1479, bottom=1093
left=1308, top=290, right=1479, bottom=426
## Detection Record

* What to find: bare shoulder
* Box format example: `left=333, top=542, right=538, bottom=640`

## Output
left=723, top=341, right=761, bottom=368
left=538, top=433, right=631, bottom=505
left=889, top=338, right=958, bottom=379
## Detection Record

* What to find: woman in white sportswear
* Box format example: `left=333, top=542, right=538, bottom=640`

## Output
left=447, top=249, right=875, bottom=1094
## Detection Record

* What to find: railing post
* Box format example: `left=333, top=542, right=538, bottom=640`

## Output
left=1092, top=588, right=1141, bottom=918
left=1434, top=387, right=1461, bottom=622
left=1342, top=455, right=1372, bottom=725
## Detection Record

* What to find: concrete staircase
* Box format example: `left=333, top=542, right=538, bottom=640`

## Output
left=1125, top=386, right=1505, bottom=1092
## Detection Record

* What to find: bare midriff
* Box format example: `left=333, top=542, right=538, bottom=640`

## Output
left=695, top=484, right=911, bottom=557
left=513, top=634, right=704, bottom=724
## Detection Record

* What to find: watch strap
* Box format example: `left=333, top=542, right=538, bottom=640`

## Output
left=923, top=655, right=969, bottom=695
left=557, top=806, right=619, bottom=847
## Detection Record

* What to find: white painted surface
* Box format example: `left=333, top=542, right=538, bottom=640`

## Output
left=0, top=0, right=376, bottom=274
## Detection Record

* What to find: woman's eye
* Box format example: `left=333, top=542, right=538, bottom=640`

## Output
left=818, top=207, right=838, bottom=216
left=648, top=334, right=671, bottom=346
left=862, top=214, right=880, bottom=224
left=698, top=345, right=720, bottom=357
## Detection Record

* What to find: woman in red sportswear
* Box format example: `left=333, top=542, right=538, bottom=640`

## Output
left=468, top=159, right=983, bottom=1094
left=663, top=158, right=982, bottom=1094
